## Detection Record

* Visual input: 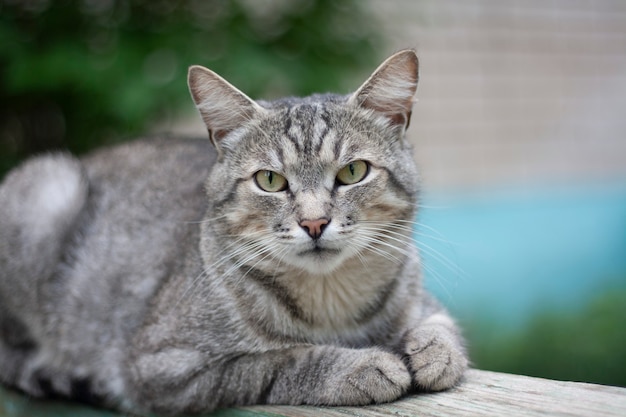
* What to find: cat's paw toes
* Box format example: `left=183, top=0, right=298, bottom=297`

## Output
left=404, top=327, right=467, bottom=391
left=327, top=350, right=411, bottom=405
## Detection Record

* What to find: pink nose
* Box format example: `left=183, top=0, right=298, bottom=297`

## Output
left=299, top=218, right=329, bottom=240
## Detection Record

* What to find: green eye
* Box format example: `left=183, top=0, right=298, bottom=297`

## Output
left=336, top=160, right=369, bottom=185
left=255, top=170, right=288, bottom=192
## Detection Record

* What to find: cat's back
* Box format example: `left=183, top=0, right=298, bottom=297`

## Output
left=76, top=136, right=215, bottom=252
left=71, top=137, right=215, bottom=290
left=82, top=137, right=215, bottom=199
left=78, top=137, right=215, bottom=236
left=63, top=136, right=215, bottom=335
left=84, top=137, right=213, bottom=185
left=66, top=137, right=216, bottom=303
left=1, top=136, right=216, bottom=322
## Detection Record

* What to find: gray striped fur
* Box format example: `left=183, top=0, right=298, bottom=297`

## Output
left=0, top=50, right=467, bottom=415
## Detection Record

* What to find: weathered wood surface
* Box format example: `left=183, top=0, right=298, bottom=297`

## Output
left=221, top=369, right=626, bottom=417
left=1, top=369, right=625, bottom=417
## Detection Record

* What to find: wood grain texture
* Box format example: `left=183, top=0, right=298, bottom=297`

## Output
left=1, top=370, right=625, bottom=416
left=218, top=369, right=626, bottom=417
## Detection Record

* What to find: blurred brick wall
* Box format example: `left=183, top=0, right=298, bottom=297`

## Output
left=369, top=0, right=626, bottom=191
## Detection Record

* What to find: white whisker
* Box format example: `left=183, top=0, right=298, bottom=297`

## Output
left=174, top=229, right=281, bottom=307
left=357, top=220, right=467, bottom=287
left=238, top=240, right=288, bottom=284
left=351, top=233, right=406, bottom=265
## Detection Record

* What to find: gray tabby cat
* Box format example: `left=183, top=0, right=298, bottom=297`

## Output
left=0, top=50, right=467, bottom=415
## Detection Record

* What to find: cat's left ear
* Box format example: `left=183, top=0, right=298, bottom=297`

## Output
left=349, top=49, right=418, bottom=130
left=188, top=65, right=264, bottom=155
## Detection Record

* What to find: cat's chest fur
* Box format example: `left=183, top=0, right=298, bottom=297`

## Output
left=295, top=262, right=394, bottom=326
left=229, top=254, right=405, bottom=345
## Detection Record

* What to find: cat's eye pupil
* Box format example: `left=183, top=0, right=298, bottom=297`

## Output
left=255, top=170, right=287, bottom=192
left=336, top=160, right=368, bottom=186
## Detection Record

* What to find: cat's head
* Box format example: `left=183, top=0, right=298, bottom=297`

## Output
left=189, top=50, right=419, bottom=275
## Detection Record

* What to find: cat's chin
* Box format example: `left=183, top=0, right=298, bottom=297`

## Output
left=292, top=247, right=348, bottom=275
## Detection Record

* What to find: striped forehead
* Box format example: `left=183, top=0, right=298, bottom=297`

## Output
left=278, top=103, right=342, bottom=167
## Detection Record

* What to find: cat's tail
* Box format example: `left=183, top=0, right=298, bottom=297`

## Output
left=0, top=153, right=88, bottom=317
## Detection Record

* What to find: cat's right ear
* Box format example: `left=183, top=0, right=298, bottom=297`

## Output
left=349, top=49, right=419, bottom=130
left=188, top=66, right=263, bottom=156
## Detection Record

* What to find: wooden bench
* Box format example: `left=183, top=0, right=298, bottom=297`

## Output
left=2, top=370, right=625, bottom=416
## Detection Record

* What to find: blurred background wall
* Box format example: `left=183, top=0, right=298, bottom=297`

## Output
left=1, top=0, right=625, bottom=387
left=372, top=0, right=626, bottom=191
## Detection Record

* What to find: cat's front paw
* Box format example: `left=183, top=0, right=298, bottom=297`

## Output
left=323, top=349, right=411, bottom=406
left=403, top=326, right=467, bottom=391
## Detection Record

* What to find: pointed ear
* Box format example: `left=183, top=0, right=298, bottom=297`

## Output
left=349, top=49, right=419, bottom=129
left=188, top=65, right=262, bottom=150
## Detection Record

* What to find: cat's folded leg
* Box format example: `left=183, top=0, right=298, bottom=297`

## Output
left=127, top=344, right=411, bottom=414
left=254, top=345, right=412, bottom=407
left=401, top=311, right=468, bottom=391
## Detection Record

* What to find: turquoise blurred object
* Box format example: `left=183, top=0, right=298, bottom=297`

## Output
left=417, top=183, right=626, bottom=326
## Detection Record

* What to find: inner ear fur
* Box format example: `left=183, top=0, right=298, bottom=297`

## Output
left=188, top=66, right=263, bottom=149
left=350, top=49, right=419, bottom=129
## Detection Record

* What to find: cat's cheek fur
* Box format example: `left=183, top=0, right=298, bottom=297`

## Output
left=347, top=170, right=413, bottom=224
left=221, top=183, right=280, bottom=234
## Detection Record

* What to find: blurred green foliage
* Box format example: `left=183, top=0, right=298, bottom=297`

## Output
left=0, top=0, right=382, bottom=176
left=468, top=286, right=626, bottom=387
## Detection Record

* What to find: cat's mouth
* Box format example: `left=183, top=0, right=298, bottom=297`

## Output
left=298, top=245, right=341, bottom=258
left=291, top=243, right=347, bottom=274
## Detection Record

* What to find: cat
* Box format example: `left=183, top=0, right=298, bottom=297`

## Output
left=0, top=49, right=467, bottom=415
